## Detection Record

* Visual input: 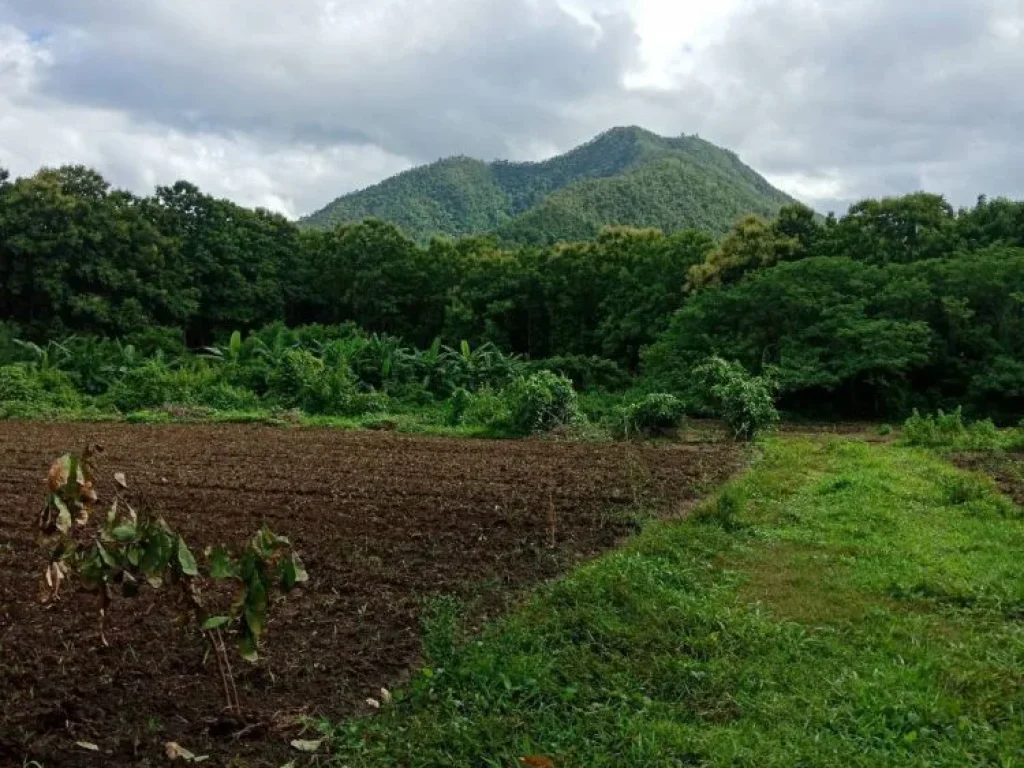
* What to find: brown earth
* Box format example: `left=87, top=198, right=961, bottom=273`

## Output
left=0, top=423, right=742, bottom=767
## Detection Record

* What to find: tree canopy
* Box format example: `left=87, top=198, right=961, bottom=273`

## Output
left=2, top=160, right=1022, bottom=419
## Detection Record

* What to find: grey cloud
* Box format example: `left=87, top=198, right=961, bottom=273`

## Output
left=2, top=0, right=1023, bottom=216
left=2, top=0, right=639, bottom=163
left=676, top=0, right=1024, bottom=209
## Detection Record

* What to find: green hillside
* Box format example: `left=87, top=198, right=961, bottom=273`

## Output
left=301, top=127, right=799, bottom=242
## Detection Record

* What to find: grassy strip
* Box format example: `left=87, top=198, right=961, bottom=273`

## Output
left=0, top=404, right=514, bottom=438
left=317, top=438, right=1023, bottom=767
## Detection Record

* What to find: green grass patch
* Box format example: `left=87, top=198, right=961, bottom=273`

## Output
left=317, top=438, right=1024, bottom=767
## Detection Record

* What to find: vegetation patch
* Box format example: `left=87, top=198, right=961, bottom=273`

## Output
left=317, top=438, right=1024, bottom=767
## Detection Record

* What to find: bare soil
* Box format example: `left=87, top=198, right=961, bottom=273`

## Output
left=0, top=423, right=742, bottom=767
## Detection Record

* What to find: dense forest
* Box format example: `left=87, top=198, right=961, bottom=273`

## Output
left=1, top=162, right=1022, bottom=421
left=301, top=127, right=796, bottom=243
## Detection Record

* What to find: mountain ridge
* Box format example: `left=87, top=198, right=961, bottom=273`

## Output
left=301, top=126, right=800, bottom=242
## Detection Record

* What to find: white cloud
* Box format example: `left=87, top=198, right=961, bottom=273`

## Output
left=1, top=0, right=1023, bottom=216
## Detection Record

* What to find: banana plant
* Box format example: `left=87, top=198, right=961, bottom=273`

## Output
left=14, top=337, right=74, bottom=371
left=200, top=329, right=243, bottom=363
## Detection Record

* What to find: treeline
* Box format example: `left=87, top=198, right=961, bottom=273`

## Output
left=1, top=165, right=1022, bottom=418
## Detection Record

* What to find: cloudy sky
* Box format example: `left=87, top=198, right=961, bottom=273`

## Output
left=1, top=0, right=1022, bottom=217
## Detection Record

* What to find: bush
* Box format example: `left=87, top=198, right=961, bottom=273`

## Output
left=530, top=355, right=630, bottom=392
left=695, top=357, right=779, bottom=441
left=194, top=381, right=261, bottom=412
left=615, top=393, right=686, bottom=438
left=506, top=371, right=580, bottom=435
left=447, top=387, right=471, bottom=426
left=266, top=349, right=387, bottom=416
left=0, top=365, right=44, bottom=403
left=267, top=349, right=323, bottom=407
left=103, top=360, right=178, bottom=411
left=447, top=387, right=511, bottom=429
left=901, top=408, right=1002, bottom=450
left=0, top=364, right=83, bottom=411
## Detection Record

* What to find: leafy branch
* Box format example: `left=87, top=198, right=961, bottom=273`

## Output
left=38, top=446, right=308, bottom=714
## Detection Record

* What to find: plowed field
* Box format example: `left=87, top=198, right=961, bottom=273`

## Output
left=0, top=423, right=742, bottom=766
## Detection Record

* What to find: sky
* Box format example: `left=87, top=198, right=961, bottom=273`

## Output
left=1, top=0, right=1022, bottom=218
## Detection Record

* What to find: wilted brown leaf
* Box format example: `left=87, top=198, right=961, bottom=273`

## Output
left=47, top=455, right=71, bottom=492
left=521, top=758, right=555, bottom=768
left=164, top=741, right=208, bottom=762
left=42, top=561, right=68, bottom=602
left=80, top=480, right=98, bottom=503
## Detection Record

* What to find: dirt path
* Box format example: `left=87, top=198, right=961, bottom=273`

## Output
left=0, top=423, right=742, bottom=767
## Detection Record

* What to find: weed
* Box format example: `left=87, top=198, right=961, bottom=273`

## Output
left=691, top=483, right=747, bottom=530
left=420, top=595, right=464, bottom=669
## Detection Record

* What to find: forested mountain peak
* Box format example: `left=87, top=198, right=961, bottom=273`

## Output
left=301, top=127, right=799, bottom=243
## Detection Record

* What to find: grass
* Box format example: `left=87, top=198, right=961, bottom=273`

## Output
left=315, top=438, right=1024, bottom=767
left=0, top=402, right=517, bottom=438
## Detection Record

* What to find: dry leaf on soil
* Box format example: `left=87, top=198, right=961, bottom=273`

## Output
left=164, top=741, right=208, bottom=762
left=289, top=738, right=323, bottom=753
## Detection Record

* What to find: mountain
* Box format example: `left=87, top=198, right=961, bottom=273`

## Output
left=301, top=127, right=799, bottom=243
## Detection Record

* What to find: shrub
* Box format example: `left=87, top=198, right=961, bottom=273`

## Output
left=615, top=393, right=687, bottom=438
left=103, top=360, right=178, bottom=411
left=901, top=408, right=1002, bottom=450
left=266, top=349, right=387, bottom=416
left=695, top=357, right=779, bottom=441
left=447, top=387, right=511, bottom=429
left=506, top=371, right=580, bottom=435
left=0, top=364, right=45, bottom=403
left=0, top=364, right=83, bottom=410
left=194, top=381, right=260, bottom=412
left=530, top=355, right=630, bottom=392
left=267, top=349, right=323, bottom=408
left=447, top=387, right=471, bottom=426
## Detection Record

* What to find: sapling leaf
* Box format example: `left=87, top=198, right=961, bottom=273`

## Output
left=201, top=615, right=231, bottom=630
left=207, top=546, right=238, bottom=579
left=96, top=541, right=119, bottom=568
left=239, top=633, right=259, bottom=663
left=111, top=523, right=137, bottom=542
left=53, top=497, right=72, bottom=534
left=292, top=554, right=309, bottom=584
left=280, top=557, right=297, bottom=590
left=280, top=554, right=309, bottom=590
left=177, top=538, right=199, bottom=577
left=244, top=577, right=268, bottom=641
